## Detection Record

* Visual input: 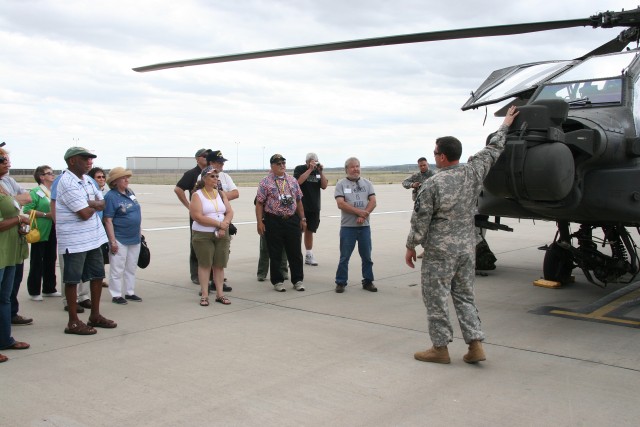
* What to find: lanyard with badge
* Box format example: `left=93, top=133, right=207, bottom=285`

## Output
left=274, top=176, right=294, bottom=206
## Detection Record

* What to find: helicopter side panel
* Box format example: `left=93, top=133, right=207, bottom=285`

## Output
left=580, top=168, right=640, bottom=226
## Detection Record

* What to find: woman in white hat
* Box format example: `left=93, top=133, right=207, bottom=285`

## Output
left=103, top=167, right=142, bottom=305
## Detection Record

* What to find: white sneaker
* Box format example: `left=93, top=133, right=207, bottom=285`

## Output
left=305, top=253, right=318, bottom=266
left=293, top=281, right=305, bottom=291
left=29, top=294, right=43, bottom=301
left=274, top=283, right=286, bottom=292
left=42, top=292, right=62, bottom=297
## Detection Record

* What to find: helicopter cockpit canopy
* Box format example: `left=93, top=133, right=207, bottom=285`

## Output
left=462, top=50, right=639, bottom=111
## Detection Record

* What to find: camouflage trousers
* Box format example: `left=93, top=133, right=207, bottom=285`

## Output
left=421, top=253, right=485, bottom=347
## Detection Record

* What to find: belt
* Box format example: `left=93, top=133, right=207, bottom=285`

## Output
left=265, top=212, right=295, bottom=220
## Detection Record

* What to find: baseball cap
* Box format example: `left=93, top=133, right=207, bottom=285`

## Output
left=270, top=154, right=286, bottom=164
left=195, top=148, right=210, bottom=158
left=207, top=150, right=228, bottom=163
left=64, top=147, right=97, bottom=160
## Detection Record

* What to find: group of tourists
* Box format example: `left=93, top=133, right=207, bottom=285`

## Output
left=1, top=107, right=519, bottom=365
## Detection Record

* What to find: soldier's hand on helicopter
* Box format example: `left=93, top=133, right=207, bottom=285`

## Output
left=405, top=247, right=417, bottom=268
left=503, top=105, right=519, bottom=127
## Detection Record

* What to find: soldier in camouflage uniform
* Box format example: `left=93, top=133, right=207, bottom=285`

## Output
left=405, top=106, right=519, bottom=364
left=402, top=157, right=435, bottom=259
left=402, top=157, right=435, bottom=202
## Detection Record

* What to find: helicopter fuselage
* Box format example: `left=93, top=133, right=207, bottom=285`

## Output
left=473, top=50, right=640, bottom=228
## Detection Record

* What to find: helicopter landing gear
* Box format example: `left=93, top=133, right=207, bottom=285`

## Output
left=542, top=222, right=640, bottom=287
left=542, top=221, right=574, bottom=284
left=543, top=242, right=574, bottom=284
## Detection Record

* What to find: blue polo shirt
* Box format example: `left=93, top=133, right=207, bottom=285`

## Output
left=103, top=188, right=142, bottom=245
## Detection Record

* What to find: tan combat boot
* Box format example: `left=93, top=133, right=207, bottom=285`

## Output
left=463, top=340, right=486, bottom=363
left=414, top=346, right=451, bottom=364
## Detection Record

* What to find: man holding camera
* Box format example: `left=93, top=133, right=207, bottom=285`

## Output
left=294, top=153, right=327, bottom=266
left=255, top=154, right=306, bottom=292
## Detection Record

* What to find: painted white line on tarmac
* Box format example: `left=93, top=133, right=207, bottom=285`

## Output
left=143, top=210, right=412, bottom=232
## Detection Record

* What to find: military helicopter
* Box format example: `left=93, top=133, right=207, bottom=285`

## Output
left=134, top=8, right=640, bottom=288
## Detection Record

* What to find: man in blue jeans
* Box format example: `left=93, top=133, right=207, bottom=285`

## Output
left=334, top=157, right=377, bottom=293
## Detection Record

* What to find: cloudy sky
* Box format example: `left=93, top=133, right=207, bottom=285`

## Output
left=0, top=0, right=633, bottom=170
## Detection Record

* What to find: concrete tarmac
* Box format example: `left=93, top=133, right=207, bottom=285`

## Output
left=3, top=184, right=640, bottom=426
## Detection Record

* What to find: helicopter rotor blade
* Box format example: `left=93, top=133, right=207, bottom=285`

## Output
left=133, top=19, right=592, bottom=73
left=577, top=27, right=640, bottom=59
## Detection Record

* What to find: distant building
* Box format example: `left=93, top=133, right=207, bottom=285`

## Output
left=126, top=157, right=194, bottom=172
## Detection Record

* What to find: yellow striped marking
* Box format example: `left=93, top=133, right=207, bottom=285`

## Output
left=548, top=287, right=640, bottom=327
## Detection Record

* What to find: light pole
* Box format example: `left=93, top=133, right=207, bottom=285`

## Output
left=235, top=141, right=240, bottom=171
left=262, top=146, right=265, bottom=170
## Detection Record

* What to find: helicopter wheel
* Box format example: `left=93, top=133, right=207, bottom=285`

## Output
left=543, top=242, right=573, bottom=284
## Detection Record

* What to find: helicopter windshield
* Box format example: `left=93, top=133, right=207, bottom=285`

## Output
left=535, top=78, right=623, bottom=106
left=471, top=61, right=571, bottom=105
left=461, top=61, right=572, bottom=110
left=531, top=51, right=638, bottom=107
left=462, top=51, right=640, bottom=111
left=550, top=51, right=636, bottom=82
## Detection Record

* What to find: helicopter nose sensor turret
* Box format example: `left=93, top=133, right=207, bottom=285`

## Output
left=484, top=99, right=575, bottom=202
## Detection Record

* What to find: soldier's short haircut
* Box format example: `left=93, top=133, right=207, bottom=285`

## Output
left=417, top=157, right=427, bottom=163
left=344, top=156, right=360, bottom=172
left=435, top=136, right=462, bottom=162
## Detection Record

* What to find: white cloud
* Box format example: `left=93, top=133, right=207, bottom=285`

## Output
left=0, top=0, right=633, bottom=170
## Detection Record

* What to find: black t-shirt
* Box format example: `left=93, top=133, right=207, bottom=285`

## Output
left=176, top=165, right=202, bottom=198
left=293, top=164, right=321, bottom=212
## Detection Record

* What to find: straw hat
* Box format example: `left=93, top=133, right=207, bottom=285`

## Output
left=106, top=167, right=133, bottom=186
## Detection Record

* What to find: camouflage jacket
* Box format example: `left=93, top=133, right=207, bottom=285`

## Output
left=402, top=169, right=435, bottom=201
left=406, top=124, right=509, bottom=257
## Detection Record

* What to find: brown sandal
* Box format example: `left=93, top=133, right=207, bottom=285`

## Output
left=200, top=297, right=209, bottom=306
left=6, top=341, right=30, bottom=350
left=0, top=354, right=8, bottom=363
left=64, top=321, right=97, bottom=335
left=87, top=315, right=117, bottom=329
left=215, top=296, right=231, bottom=305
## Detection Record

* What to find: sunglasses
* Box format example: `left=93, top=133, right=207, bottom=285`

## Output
left=206, top=174, right=220, bottom=178
left=94, top=175, right=106, bottom=179
left=434, top=151, right=443, bottom=156
left=274, top=161, right=286, bottom=166
left=42, top=172, right=55, bottom=176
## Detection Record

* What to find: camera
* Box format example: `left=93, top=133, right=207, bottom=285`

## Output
left=19, top=223, right=30, bottom=235
left=280, top=195, right=293, bottom=207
